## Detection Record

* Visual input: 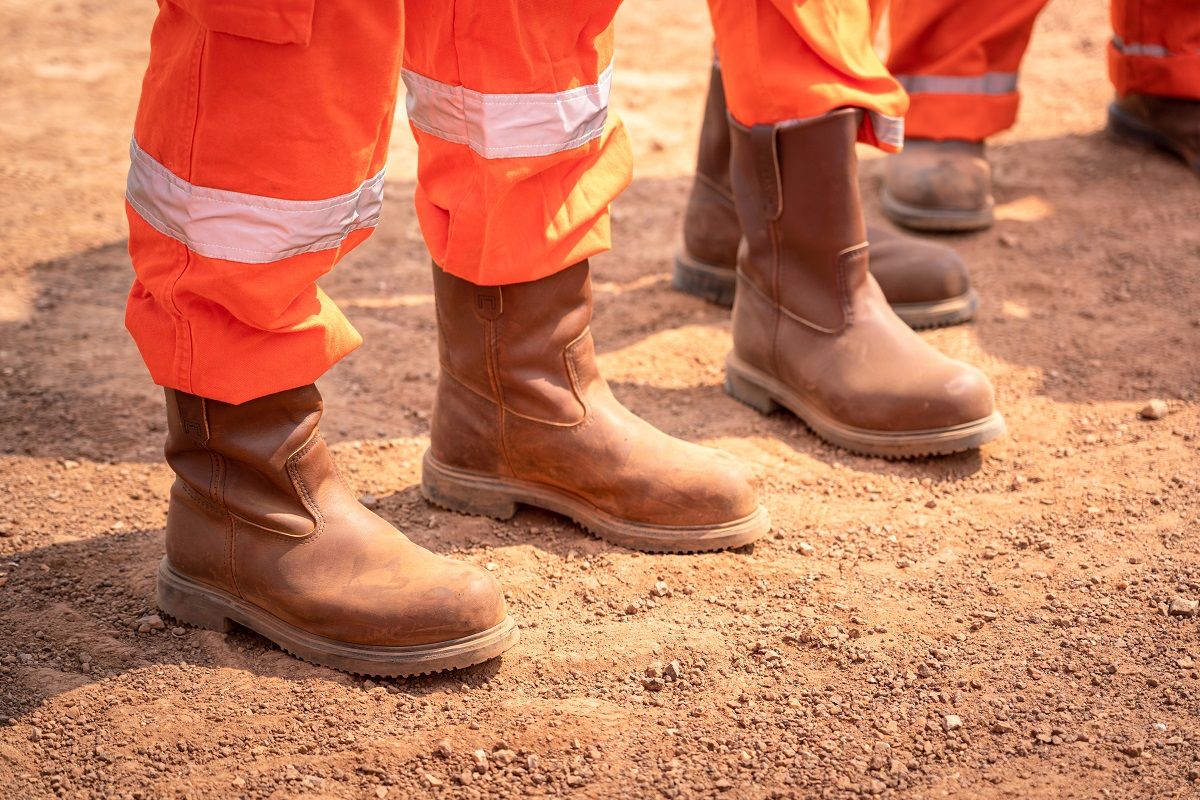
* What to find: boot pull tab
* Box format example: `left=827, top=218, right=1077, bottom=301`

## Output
left=750, top=124, right=783, bottom=222
left=172, top=391, right=210, bottom=445
left=474, top=285, right=503, bottom=321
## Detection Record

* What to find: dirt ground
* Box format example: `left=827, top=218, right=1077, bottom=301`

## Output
left=1, top=0, right=1199, bottom=798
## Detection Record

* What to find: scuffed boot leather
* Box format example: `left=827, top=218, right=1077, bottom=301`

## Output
left=1108, top=93, right=1200, bottom=173
left=674, top=63, right=978, bottom=327
left=725, top=110, right=1005, bottom=458
left=882, top=138, right=995, bottom=232
left=157, top=385, right=516, bottom=676
left=423, top=260, right=769, bottom=553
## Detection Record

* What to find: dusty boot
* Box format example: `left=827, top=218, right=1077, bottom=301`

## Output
left=1107, top=94, right=1200, bottom=173
left=868, top=225, right=979, bottom=329
left=882, top=139, right=994, bottom=232
left=157, top=385, right=516, bottom=676
left=674, top=64, right=978, bottom=328
left=423, top=260, right=769, bottom=553
left=725, top=110, right=1005, bottom=458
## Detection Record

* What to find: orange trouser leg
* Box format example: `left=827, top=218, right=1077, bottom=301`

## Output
left=886, top=0, right=1049, bottom=141
left=706, top=0, right=908, bottom=151
left=1110, top=0, right=1200, bottom=98
left=402, top=1, right=631, bottom=286
left=126, top=0, right=403, bottom=404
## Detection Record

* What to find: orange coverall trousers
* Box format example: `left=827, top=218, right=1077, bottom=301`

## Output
left=126, top=0, right=906, bottom=404
left=888, top=0, right=1200, bottom=141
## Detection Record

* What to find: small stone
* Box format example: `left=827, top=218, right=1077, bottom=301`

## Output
left=359, top=493, right=378, bottom=508
left=1119, top=741, right=1144, bottom=757
left=651, top=580, right=670, bottom=598
left=1177, top=657, right=1195, bottom=669
left=171, top=627, right=187, bottom=636
left=434, top=738, right=453, bottom=758
left=566, top=775, right=585, bottom=787
left=999, top=233, right=1019, bottom=248
left=990, top=721, right=1015, bottom=734
left=943, top=715, right=963, bottom=731
left=663, top=660, right=682, bottom=681
left=642, top=677, right=665, bottom=692
left=375, top=787, right=388, bottom=799
left=231, top=777, right=245, bottom=788
left=1139, top=399, right=1169, bottom=420
left=925, top=499, right=937, bottom=509
left=472, top=749, right=489, bottom=772
left=62, top=459, right=80, bottom=469
left=136, top=614, right=165, bottom=632
left=424, top=773, right=444, bottom=787
left=797, top=542, right=815, bottom=556
left=624, top=603, right=638, bottom=615
left=1168, top=597, right=1198, bottom=617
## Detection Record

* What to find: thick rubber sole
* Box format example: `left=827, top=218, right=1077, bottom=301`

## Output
left=421, top=452, right=770, bottom=554
left=672, top=252, right=737, bottom=307
left=1106, top=103, right=1200, bottom=174
left=724, top=355, right=1005, bottom=459
left=156, top=560, right=519, bottom=677
left=881, top=188, right=995, bottom=233
left=672, top=252, right=978, bottom=330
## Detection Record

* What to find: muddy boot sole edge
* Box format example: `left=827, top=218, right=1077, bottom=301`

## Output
left=421, top=451, right=769, bottom=554
left=881, top=188, right=995, bottom=233
left=156, top=560, right=519, bottom=677
left=724, top=355, right=1006, bottom=459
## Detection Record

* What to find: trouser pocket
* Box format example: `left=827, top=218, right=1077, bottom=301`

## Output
left=167, top=0, right=316, bottom=45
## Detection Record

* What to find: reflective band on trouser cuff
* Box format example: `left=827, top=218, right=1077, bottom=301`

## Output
left=868, top=111, right=904, bottom=150
left=896, top=72, right=1019, bottom=96
left=1111, top=36, right=1172, bottom=58
left=402, top=65, right=612, bottom=159
left=125, top=139, right=385, bottom=264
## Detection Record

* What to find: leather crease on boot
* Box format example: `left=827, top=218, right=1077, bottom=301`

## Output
left=422, top=259, right=770, bottom=553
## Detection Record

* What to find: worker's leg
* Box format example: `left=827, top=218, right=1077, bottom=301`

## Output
left=404, top=0, right=768, bottom=551
left=401, top=1, right=631, bottom=286
left=1106, top=0, right=1200, bottom=172
left=886, top=0, right=1050, bottom=142
left=126, top=1, right=406, bottom=405
left=128, top=1, right=515, bottom=676
left=707, top=0, right=907, bottom=148
left=704, top=0, right=1004, bottom=458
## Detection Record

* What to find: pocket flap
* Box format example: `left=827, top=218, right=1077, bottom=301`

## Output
left=169, top=0, right=315, bottom=45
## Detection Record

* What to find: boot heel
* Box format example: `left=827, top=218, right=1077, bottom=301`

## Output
left=156, top=560, right=236, bottom=633
left=421, top=454, right=519, bottom=520
left=725, top=368, right=780, bottom=415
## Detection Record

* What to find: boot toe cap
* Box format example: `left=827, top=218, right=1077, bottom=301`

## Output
left=886, top=147, right=992, bottom=212
left=871, top=239, right=971, bottom=305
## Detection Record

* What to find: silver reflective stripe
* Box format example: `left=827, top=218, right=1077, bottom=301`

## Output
left=402, top=64, right=612, bottom=159
left=868, top=111, right=904, bottom=149
left=896, top=72, right=1019, bottom=96
left=1111, top=36, right=1170, bottom=58
left=125, top=139, right=385, bottom=264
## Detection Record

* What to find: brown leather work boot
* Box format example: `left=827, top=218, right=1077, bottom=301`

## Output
left=423, top=260, right=770, bottom=553
left=882, top=139, right=994, bottom=232
left=675, top=64, right=978, bottom=328
left=725, top=110, right=1006, bottom=458
left=1107, top=94, right=1200, bottom=173
left=157, top=385, right=517, bottom=676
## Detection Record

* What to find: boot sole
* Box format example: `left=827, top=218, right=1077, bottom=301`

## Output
left=1106, top=103, right=1200, bottom=173
left=672, top=252, right=737, bottom=307
left=724, top=355, right=1005, bottom=459
left=421, top=452, right=770, bottom=554
left=880, top=188, right=995, bottom=233
left=673, top=251, right=978, bottom=329
left=156, top=560, right=519, bottom=677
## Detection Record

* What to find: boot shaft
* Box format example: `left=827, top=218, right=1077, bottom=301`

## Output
left=681, top=63, right=741, bottom=268
left=431, top=260, right=600, bottom=425
left=728, top=109, right=870, bottom=333
left=164, top=386, right=332, bottom=538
